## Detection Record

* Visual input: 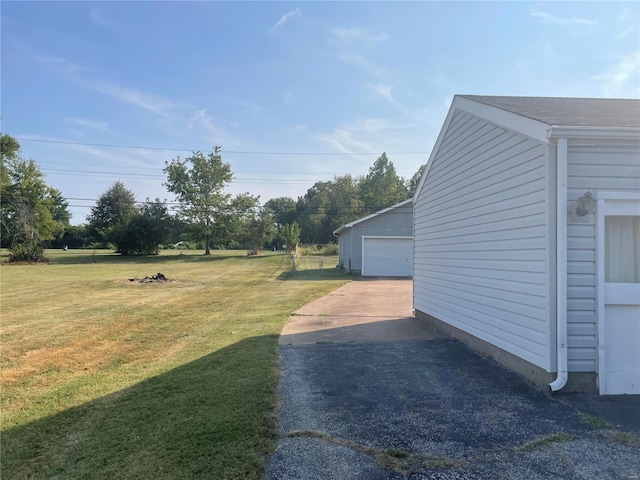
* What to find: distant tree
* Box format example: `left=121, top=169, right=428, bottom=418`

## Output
left=243, top=210, right=276, bottom=255
left=264, top=196, right=297, bottom=226
left=86, top=181, right=137, bottom=245
left=113, top=198, right=172, bottom=256
left=163, top=147, right=233, bottom=255
left=295, top=175, right=362, bottom=244
left=279, top=221, right=301, bottom=253
left=359, top=153, right=408, bottom=214
left=53, top=224, right=90, bottom=249
left=407, top=163, right=427, bottom=197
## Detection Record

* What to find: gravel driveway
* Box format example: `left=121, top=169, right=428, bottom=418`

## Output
left=264, top=279, right=640, bottom=480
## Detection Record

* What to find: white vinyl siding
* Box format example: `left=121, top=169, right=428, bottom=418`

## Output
left=566, top=142, right=640, bottom=372
left=414, top=110, right=552, bottom=370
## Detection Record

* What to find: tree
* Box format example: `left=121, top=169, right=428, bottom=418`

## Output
left=407, top=163, right=427, bottom=197
left=359, top=153, right=408, bottom=214
left=86, top=181, right=137, bottom=245
left=264, top=197, right=297, bottom=226
left=279, top=221, right=301, bottom=253
left=0, top=144, right=69, bottom=260
left=295, top=175, right=363, bottom=244
left=113, top=198, right=172, bottom=255
left=163, top=147, right=233, bottom=255
left=243, top=210, right=276, bottom=255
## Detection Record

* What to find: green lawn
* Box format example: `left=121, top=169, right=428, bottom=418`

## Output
left=1, top=249, right=351, bottom=479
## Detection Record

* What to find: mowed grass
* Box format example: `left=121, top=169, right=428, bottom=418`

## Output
left=1, top=249, right=351, bottom=479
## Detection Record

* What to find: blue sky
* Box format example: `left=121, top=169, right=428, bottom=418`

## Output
left=2, top=1, right=639, bottom=224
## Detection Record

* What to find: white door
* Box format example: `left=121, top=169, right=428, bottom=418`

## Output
left=362, top=237, right=413, bottom=277
left=597, top=194, right=640, bottom=395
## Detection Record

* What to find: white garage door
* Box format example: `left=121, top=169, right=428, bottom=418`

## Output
left=362, top=237, right=413, bottom=277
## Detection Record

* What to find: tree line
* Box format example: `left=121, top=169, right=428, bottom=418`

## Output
left=1, top=132, right=424, bottom=260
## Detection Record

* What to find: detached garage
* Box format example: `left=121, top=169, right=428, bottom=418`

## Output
left=334, top=200, right=413, bottom=277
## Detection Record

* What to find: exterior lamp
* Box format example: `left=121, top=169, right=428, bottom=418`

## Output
left=576, top=191, right=597, bottom=217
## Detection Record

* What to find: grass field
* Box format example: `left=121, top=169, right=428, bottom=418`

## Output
left=0, top=249, right=351, bottom=479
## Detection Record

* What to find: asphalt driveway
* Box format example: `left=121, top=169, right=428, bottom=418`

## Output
left=264, top=279, right=640, bottom=480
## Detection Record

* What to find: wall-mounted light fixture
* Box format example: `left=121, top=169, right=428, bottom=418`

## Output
left=576, top=191, right=597, bottom=217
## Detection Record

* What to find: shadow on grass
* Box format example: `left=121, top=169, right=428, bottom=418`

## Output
left=1, top=336, right=279, bottom=480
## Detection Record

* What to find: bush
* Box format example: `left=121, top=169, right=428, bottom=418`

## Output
left=8, top=242, right=48, bottom=263
left=297, top=243, right=338, bottom=256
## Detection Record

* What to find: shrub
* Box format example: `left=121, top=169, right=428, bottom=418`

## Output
left=8, top=242, right=48, bottom=263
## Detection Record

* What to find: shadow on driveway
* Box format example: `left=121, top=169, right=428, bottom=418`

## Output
left=265, top=279, right=640, bottom=480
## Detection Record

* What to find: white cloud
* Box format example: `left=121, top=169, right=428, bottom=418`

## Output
left=89, top=6, right=113, bottom=28
left=529, top=8, right=597, bottom=26
left=187, top=109, right=242, bottom=149
left=368, top=83, right=394, bottom=102
left=65, top=117, right=113, bottom=134
left=91, top=81, right=181, bottom=118
left=270, top=7, right=301, bottom=32
left=283, top=91, right=293, bottom=104
left=33, top=54, right=86, bottom=75
left=594, top=52, right=640, bottom=98
left=337, top=53, right=387, bottom=79
left=329, top=27, right=388, bottom=45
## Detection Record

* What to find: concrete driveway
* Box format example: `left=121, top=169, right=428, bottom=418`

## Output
left=265, top=279, right=640, bottom=480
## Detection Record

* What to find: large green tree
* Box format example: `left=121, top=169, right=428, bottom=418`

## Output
left=359, top=152, right=408, bottom=214
left=163, top=147, right=233, bottom=255
left=86, top=181, right=137, bottom=244
left=296, top=175, right=363, bottom=244
left=0, top=135, right=70, bottom=259
left=264, top=197, right=297, bottom=227
left=113, top=198, right=173, bottom=256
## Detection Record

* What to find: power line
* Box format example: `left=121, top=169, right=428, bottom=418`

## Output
left=16, top=137, right=430, bottom=156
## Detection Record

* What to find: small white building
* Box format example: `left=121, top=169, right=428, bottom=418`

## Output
left=334, top=199, right=413, bottom=277
left=413, top=95, right=640, bottom=395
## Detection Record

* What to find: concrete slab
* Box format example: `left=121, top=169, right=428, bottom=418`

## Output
left=280, top=278, right=443, bottom=344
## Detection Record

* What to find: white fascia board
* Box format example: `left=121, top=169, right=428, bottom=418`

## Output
left=333, top=199, right=412, bottom=235
left=548, top=126, right=640, bottom=140
left=455, top=96, right=551, bottom=143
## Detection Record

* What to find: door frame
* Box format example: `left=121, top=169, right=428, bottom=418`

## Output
left=596, top=191, right=640, bottom=394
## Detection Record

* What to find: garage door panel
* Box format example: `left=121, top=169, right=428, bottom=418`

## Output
left=362, top=237, right=413, bottom=277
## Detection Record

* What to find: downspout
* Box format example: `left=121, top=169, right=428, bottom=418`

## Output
left=550, top=137, right=568, bottom=392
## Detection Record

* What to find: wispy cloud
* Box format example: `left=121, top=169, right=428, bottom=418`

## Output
left=187, top=109, right=241, bottom=149
left=33, top=54, right=86, bottom=75
left=283, top=91, right=293, bottom=104
left=329, top=27, right=388, bottom=45
left=337, top=53, right=387, bottom=79
left=65, top=117, right=114, bottom=134
left=529, top=8, right=597, bottom=26
left=91, top=81, right=181, bottom=118
left=594, top=52, right=640, bottom=97
left=615, top=8, right=639, bottom=40
left=270, top=7, right=301, bottom=33
left=89, top=6, right=113, bottom=28
left=316, top=118, right=413, bottom=163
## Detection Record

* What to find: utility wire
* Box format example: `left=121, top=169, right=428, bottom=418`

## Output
left=16, top=137, right=430, bottom=156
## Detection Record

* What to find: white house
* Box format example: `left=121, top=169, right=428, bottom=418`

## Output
left=413, top=95, right=640, bottom=395
left=334, top=199, right=413, bottom=277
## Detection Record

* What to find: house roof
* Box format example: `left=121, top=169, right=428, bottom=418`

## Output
left=333, top=199, right=412, bottom=235
left=458, top=95, right=640, bottom=128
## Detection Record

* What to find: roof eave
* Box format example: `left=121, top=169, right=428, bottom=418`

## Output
left=548, top=125, right=640, bottom=140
